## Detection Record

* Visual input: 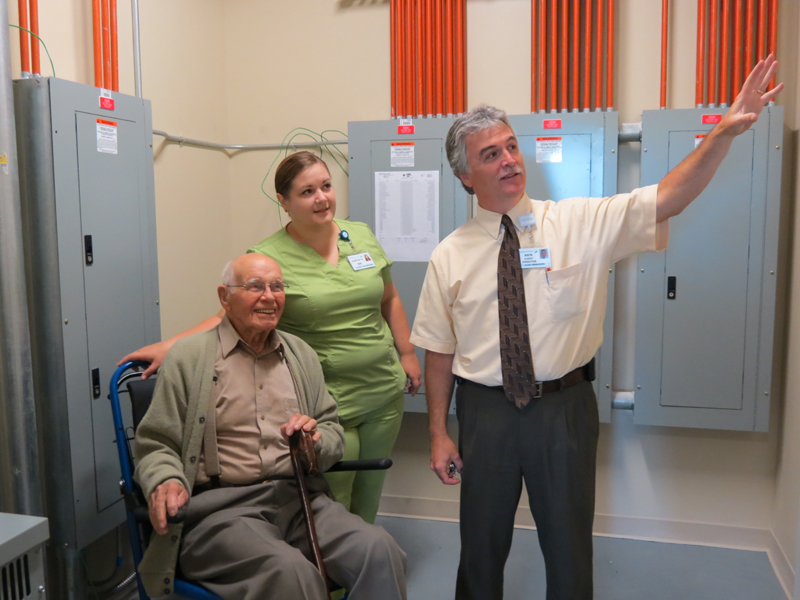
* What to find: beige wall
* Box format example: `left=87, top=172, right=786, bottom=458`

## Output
left=7, top=0, right=800, bottom=593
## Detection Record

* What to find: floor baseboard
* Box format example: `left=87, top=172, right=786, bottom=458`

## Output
left=378, top=494, right=795, bottom=599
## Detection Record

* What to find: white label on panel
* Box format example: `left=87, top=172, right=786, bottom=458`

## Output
left=374, top=170, right=439, bottom=262
left=695, top=134, right=706, bottom=148
left=536, top=136, right=562, bottom=163
left=96, top=119, right=118, bottom=154
left=390, top=142, right=415, bottom=167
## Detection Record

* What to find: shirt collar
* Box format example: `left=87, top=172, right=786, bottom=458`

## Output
left=219, top=314, right=282, bottom=358
left=474, top=194, right=534, bottom=239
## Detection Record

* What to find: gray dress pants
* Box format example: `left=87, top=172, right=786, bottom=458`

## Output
left=455, top=379, right=599, bottom=600
left=179, top=475, right=407, bottom=600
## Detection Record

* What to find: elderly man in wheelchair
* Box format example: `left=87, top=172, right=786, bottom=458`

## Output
left=133, top=253, right=407, bottom=599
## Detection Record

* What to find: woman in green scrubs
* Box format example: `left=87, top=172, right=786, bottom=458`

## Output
left=122, top=151, right=421, bottom=524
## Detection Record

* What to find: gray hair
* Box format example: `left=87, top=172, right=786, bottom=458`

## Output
left=221, top=260, right=237, bottom=291
left=445, top=104, right=514, bottom=194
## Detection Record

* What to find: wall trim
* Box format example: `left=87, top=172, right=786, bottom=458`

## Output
left=378, top=494, right=794, bottom=599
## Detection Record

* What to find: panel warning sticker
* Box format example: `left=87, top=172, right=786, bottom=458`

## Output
left=390, top=142, right=414, bottom=167
left=96, top=119, right=118, bottom=154
left=702, top=114, right=722, bottom=125
left=536, top=136, right=562, bottom=163
left=695, top=134, right=706, bottom=148
left=398, top=118, right=415, bottom=135
left=0, top=154, right=8, bottom=175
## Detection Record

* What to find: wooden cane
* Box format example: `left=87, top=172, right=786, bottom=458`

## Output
left=289, top=430, right=332, bottom=600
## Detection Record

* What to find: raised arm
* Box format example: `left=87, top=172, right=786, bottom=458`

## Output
left=656, top=54, right=783, bottom=223
left=118, top=309, right=225, bottom=378
left=382, top=282, right=422, bottom=395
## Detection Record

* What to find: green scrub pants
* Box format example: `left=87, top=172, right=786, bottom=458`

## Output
left=324, top=392, right=405, bottom=524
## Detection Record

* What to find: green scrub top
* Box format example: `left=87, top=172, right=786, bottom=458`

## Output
left=248, top=219, right=406, bottom=421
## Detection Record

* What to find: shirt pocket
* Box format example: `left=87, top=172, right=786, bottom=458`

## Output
left=544, top=262, right=586, bottom=322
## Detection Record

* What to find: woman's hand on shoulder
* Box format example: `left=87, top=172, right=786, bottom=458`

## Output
left=118, top=339, right=176, bottom=379
left=400, top=351, right=422, bottom=396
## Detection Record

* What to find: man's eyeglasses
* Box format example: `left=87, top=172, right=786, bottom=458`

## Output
left=227, top=279, right=288, bottom=295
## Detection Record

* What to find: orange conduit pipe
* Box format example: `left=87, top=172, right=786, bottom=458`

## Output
left=607, top=0, right=614, bottom=110
left=531, top=0, right=538, bottom=112
left=539, top=0, right=546, bottom=112
left=426, top=0, right=433, bottom=116
left=660, top=0, right=668, bottom=109
left=595, top=0, right=603, bottom=110
left=709, top=0, right=718, bottom=105
left=572, top=0, right=579, bottom=111
left=102, top=0, right=111, bottom=88
left=458, top=0, right=466, bottom=113
left=390, top=0, right=396, bottom=117
left=720, top=0, right=730, bottom=105
left=733, top=0, right=743, bottom=96
left=434, top=0, right=442, bottom=115
left=560, top=0, right=568, bottom=111
left=92, top=0, right=102, bottom=87
left=416, top=0, right=424, bottom=116
left=583, top=0, right=590, bottom=110
left=757, top=0, right=767, bottom=58
left=110, top=0, right=118, bottom=91
left=695, top=0, right=706, bottom=106
left=745, top=0, right=754, bottom=74
left=549, top=0, right=556, bottom=112
left=29, top=0, right=39, bottom=75
left=444, top=0, right=452, bottom=114
left=767, top=0, right=777, bottom=90
left=408, top=0, right=415, bottom=117
left=17, top=0, right=30, bottom=75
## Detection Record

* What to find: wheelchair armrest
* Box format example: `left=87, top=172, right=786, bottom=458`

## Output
left=132, top=505, right=187, bottom=524
left=326, top=458, right=393, bottom=473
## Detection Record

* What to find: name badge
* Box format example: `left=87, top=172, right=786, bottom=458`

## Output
left=519, top=247, right=551, bottom=269
left=518, top=213, right=536, bottom=228
left=347, top=252, right=376, bottom=271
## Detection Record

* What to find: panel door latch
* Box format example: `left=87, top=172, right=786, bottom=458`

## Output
left=91, top=368, right=101, bottom=399
left=667, top=276, right=676, bottom=300
left=84, top=235, right=94, bottom=266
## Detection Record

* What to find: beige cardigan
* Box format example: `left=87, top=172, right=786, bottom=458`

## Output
left=133, top=326, right=344, bottom=597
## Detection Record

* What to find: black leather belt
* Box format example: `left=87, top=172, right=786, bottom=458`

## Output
left=456, top=358, right=595, bottom=399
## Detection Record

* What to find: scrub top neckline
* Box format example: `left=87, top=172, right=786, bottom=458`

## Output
left=284, top=221, right=351, bottom=271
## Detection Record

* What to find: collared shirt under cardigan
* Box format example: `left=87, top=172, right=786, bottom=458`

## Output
left=195, top=316, right=300, bottom=485
left=133, top=326, right=345, bottom=598
left=410, top=185, right=669, bottom=384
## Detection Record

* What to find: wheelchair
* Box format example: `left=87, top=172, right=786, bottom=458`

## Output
left=110, top=360, right=392, bottom=600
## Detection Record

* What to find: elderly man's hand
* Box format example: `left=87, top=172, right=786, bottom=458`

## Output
left=719, top=54, right=783, bottom=137
left=280, top=414, right=322, bottom=444
left=148, top=480, right=189, bottom=536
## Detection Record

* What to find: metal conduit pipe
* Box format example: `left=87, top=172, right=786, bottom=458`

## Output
left=0, top=0, right=43, bottom=518
left=152, top=130, right=347, bottom=152
left=131, top=0, right=142, bottom=97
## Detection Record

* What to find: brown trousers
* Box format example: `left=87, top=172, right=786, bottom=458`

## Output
left=180, top=476, right=407, bottom=600
left=455, top=379, right=599, bottom=600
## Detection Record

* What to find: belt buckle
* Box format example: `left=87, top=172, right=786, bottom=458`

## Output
left=533, top=381, right=543, bottom=399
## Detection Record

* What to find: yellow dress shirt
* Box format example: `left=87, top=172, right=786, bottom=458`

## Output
left=410, top=185, right=669, bottom=384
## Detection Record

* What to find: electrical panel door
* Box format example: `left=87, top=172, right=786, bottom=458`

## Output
left=349, top=118, right=465, bottom=413
left=635, top=107, right=783, bottom=431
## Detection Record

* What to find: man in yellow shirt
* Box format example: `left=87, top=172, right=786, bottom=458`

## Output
left=409, top=57, right=781, bottom=599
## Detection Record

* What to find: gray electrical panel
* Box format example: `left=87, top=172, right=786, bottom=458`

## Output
left=348, top=112, right=617, bottom=419
left=635, top=106, right=783, bottom=431
left=13, top=78, right=160, bottom=551
left=349, top=117, right=465, bottom=413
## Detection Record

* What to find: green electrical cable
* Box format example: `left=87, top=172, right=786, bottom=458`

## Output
left=259, top=127, right=351, bottom=226
left=8, top=24, right=56, bottom=77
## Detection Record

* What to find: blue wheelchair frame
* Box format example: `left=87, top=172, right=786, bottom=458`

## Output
left=110, top=361, right=221, bottom=600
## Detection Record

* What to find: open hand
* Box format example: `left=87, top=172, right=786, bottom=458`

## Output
left=720, top=54, right=783, bottom=137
